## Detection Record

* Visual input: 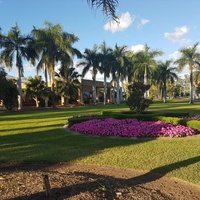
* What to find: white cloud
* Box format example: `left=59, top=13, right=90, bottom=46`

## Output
left=130, top=44, right=145, bottom=53
left=138, top=18, right=150, bottom=29
left=168, top=51, right=181, bottom=61
left=104, top=12, right=134, bottom=33
left=164, top=26, right=190, bottom=44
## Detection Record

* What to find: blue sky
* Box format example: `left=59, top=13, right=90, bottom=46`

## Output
left=1, top=0, right=200, bottom=79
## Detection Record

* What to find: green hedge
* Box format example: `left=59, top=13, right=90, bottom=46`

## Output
left=156, top=116, right=185, bottom=125
left=186, top=120, right=200, bottom=131
left=67, top=115, right=104, bottom=127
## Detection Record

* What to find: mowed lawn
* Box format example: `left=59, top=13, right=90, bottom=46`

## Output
left=0, top=101, right=200, bottom=185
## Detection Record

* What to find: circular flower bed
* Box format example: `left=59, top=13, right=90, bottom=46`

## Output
left=69, top=118, right=198, bottom=138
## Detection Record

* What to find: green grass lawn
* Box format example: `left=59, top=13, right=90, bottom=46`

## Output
left=0, top=102, right=200, bottom=185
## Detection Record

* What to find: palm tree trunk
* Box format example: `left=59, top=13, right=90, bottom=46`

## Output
left=144, top=66, right=148, bottom=98
left=116, top=75, right=120, bottom=104
left=61, top=95, right=65, bottom=106
left=44, top=65, right=48, bottom=87
left=17, top=68, right=23, bottom=110
left=103, top=73, right=107, bottom=105
left=189, top=70, right=194, bottom=104
left=92, top=74, right=97, bottom=105
left=163, top=82, right=167, bottom=103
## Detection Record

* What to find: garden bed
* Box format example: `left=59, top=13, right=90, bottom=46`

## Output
left=69, top=118, right=198, bottom=138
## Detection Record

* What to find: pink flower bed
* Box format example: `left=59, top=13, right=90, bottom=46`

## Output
left=70, top=118, right=198, bottom=138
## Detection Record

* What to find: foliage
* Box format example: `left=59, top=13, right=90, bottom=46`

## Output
left=87, top=0, right=119, bottom=19
left=0, top=67, right=7, bottom=99
left=55, top=67, right=80, bottom=104
left=186, top=120, right=200, bottom=131
left=25, top=76, right=49, bottom=107
left=3, top=79, right=18, bottom=110
left=126, top=82, right=152, bottom=113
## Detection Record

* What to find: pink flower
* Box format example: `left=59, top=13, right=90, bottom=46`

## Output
left=69, top=118, right=198, bottom=138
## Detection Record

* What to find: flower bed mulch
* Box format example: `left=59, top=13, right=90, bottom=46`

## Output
left=0, top=163, right=200, bottom=200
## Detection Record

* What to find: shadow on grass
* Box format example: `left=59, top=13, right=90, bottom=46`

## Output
left=9, top=155, right=200, bottom=200
left=0, top=127, right=152, bottom=172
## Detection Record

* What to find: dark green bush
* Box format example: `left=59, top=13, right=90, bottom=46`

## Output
left=67, top=115, right=103, bottom=127
left=126, top=82, right=152, bottom=113
left=186, top=120, right=200, bottom=132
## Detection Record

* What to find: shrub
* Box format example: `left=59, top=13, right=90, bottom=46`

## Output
left=186, top=120, right=200, bottom=132
left=126, top=82, right=152, bottom=113
left=2, top=79, right=18, bottom=110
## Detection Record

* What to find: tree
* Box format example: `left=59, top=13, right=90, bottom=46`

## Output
left=175, top=43, right=200, bottom=104
left=126, top=82, right=152, bottom=113
left=0, top=24, right=36, bottom=110
left=156, top=60, right=178, bottom=103
left=32, top=22, right=80, bottom=107
left=78, top=45, right=101, bottom=104
left=25, top=76, right=49, bottom=108
left=111, top=44, right=129, bottom=104
left=132, top=45, right=162, bottom=97
left=55, top=67, right=80, bottom=105
left=99, top=41, right=112, bottom=105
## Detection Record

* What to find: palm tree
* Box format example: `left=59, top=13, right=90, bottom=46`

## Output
left=77, top=45, right=101, bottom=104
left=111, top=44, right=129, bottom=104
left=0, top=24, right=37, bottom=110
left=99, top=41, right=112, bottom=105
left=87, top=0, right=118, bottom=19
left=132, top=45, right=162, bottom=97
left=175, top=43, right=200, bottom=104
left=55, top=66, right=80, bottom=105
left=156, top=60, right=178, bottom=103
left=32, top=22, right=80, bottom=107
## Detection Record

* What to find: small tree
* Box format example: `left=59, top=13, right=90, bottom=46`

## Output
left=25, top=76, right=49, bottom=108
left=126, top=82, right=152, bottom=113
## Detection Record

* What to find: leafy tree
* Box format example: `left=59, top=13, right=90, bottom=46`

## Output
left=156, top=60, right=178, bottom=103
left=0, top=67, right=7, bottom=99
left=0, top=24, right=36, bottom=110
left=0, top=69, right=18, bottom=110
left=25, top=76, right=49, bottom=108
left=78, top=45, right=101, bottom=104
left=175, top=43, right=200, bottom=104
left=126, top=82, right=152, bottom=113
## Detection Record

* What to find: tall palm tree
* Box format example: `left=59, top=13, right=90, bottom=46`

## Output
left=99, top=41, right=112, bottom=105
left=0, top=25, right=37, bottom=110
left=132, top=45, right=162, bottom=98
left=175, top=43, right=200, bottom=104
left=111, top=44, right=129, bottom=104
left=32, top=22, right=80, bottom=107
left=77, top=45, right=101, bottom=104
left=156, top=60, right=178, bottom=103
